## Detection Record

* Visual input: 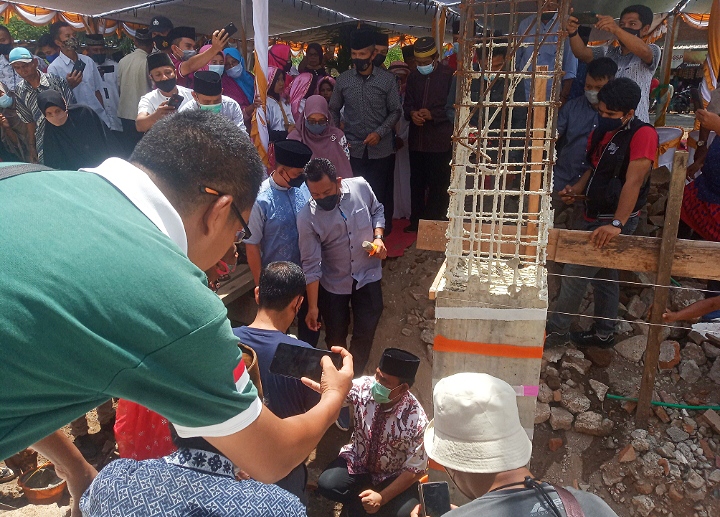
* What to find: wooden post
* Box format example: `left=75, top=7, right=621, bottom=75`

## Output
left=239, top=0, right=251, bottom=63
left=654, top=14, right=680, bottom=127
left=526, top=65, right=548, bottom=253
left=636, top=151, right=688, bottom=427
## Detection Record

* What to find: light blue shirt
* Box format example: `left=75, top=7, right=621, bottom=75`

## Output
left=48, top=52, right=109, bottom=127
left=516, top=14, right=578, bottom=101
left=246, top=175, right=310, bottom=267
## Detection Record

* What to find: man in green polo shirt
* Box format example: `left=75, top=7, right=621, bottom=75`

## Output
left=0, top=110, right=353, bottom=515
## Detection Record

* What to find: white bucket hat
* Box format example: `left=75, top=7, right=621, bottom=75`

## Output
left=424, top=372, right=532, bottom=473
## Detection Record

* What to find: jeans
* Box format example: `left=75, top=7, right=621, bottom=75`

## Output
left=318, top=280, right=383, bottom=378
left=350, top=153, right=395, bottom=233
left=317, top=457, right=419, bottom=517
left=275, top=463, right=308, bottom=506
left=548, top=215, right=640, bottom=336
left=409, top=149, right=452, bottom=224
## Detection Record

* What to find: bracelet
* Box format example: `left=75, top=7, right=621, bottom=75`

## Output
left=374, top=234, right=384, bottom=241
left=568, top=30, right=578, bottom=38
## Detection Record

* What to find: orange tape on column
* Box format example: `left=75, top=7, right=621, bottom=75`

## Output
left=434, top=335, right=544, bottom=359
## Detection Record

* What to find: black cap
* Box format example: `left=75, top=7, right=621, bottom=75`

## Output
left=374, top=32, right=389, bottom=47
left=85, top=34, right=106, bottom=48
left=274, top=140, right=313, bottom=169
left=167, top=26, right=196, bottom=43
left=379, top=348, right=420, bottom=380
left=150, top=15, right=173, bottom=33
left=194, top=71, right=222, bottom=96
left=147, top=52, right=174, bottom=71
left=135, top=28, right=152, bottom=42
left=350, top=29, right=376, bottom=50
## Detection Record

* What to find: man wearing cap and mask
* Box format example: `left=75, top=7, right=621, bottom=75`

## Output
left=48, top=21, right=111, bottom=128
left=117, top=28, right=153, bottom=152
left=179, top=70, right=245, bottom=129
left=245, top=140, right=319, bottom=345
left=85, top=34, right=123, bottom=137
left=415, top=373, right=617, bottom=516
left=373, top=32, right=389, bottom=69
left=329, top=29, right=401, bottom=234
left=0, top=24, right=47, bottom=92
left=136, top=52, right=193, bottom=132
left=149, top=15, right=173, bottom=52
left=318, top=347, right=427, bottom=517
left=166, top=26, right=230, bottom=89
left=402, top=37, right=453, bottom=234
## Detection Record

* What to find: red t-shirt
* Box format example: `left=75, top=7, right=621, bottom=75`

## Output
left=587, top=125, right=658, bottom=168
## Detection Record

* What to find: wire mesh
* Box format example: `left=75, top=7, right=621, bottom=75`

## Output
left=445, top=0, right=570, bottom=296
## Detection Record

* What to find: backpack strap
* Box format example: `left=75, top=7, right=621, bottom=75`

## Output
left=0, top=163, right=53, bottom=181
left=552, top=485, right=586, bottom=517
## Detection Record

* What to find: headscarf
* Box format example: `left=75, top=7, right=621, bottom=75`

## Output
left=37, top=90, right=118, bottom=170
left=288, top=95, right=353, bottom=178
left=315, top=75, right=336, bottom=95
left=388, top=60, right=410, bottom=96
left=269, top=44, right=291, bottom=69
left=267, top=66, right=285, bottom=100
left=289, top=73, right=313, bottom=122
left=223, top=47, right=255, bottom=104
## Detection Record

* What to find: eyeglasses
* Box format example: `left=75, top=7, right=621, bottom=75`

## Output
left=199, top=185, right=252, bottom=241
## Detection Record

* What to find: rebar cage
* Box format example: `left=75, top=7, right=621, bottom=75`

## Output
left=445, top=0, right=570, bottom=298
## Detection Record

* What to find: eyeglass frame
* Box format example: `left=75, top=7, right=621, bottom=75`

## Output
left=199, top=185, right=252, bottom=241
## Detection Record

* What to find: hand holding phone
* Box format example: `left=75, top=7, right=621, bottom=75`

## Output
left=419, top=482, right=451, bottom=517
left=573, top=12, right=599, bottom=25
left=72, top=59, right=86, bottom=74
left=223, top=22, right=238, bottom=38
left=167, top=94, right=184, bottom=109
left=269, top=342, right=343, bottom=383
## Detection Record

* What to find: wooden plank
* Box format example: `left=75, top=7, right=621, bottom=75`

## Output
left=217, top=265, right=255, bottom=305
left=417, top=220, right=720, bottom=281
left=526, top=65, right=548, bottom=252
left=429, top=259, right=446, bottom=300
left=417, top=219, right=529, bottom=256
left=636, top=151, right=687, bottom=426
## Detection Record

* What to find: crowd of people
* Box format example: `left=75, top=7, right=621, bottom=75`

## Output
left=1, top=2, right=719, bottom=516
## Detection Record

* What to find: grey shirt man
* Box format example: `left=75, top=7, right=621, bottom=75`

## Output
left=297, top=177, right=384, bottom=295
left=329, top=66, right=402, bottom=160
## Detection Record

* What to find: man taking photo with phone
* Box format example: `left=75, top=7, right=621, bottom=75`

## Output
left=136, top=52, right=193, bottom=132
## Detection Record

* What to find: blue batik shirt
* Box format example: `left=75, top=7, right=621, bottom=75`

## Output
left=80, top=448, right=307, bottom=516
left=246, top=175, right=310, bottom=267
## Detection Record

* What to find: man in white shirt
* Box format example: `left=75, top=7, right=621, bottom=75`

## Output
left=85, top=35, right=123, bottom=141
left=179, top=70, right=245, bottom=130
left=117, top=28, right=153, bottom=152
left=136, top=52, right=192, bottom=132
left=47, top=21, right=110, bottom=127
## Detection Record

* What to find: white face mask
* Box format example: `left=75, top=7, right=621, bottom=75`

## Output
left=585, top=89, right=599, bottom=105
left=226, top=63, right=243, bottom=78
left=208, top=64, right=225, bottom=76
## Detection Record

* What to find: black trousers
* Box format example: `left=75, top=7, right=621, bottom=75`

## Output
left=318, top=280, right=383, bottom=378
left=120, top=118, right=144, bottom=157
left=297, top=293, right=320, bottom=347
left=408, top=149, right=452, bottom=225
left=350, top=153, right=395, bottom=233
left=317, top=457, right=419, bottom=517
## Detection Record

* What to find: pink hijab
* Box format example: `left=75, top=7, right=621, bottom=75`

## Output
left=289, top=73, right=313, bottom=122
left=315, top=75, right=336, bottom=95
left=268, top=44, right=291, bottom=69
left=288, top=95, right=353, bottom=178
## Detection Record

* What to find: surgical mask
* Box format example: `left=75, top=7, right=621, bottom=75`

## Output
left=63, top=37, right=80, bottom=51
left=287, top=173, right=307, bottom=188
left=484, top=73, right=497, bottom=82
left=585, top=89, right=599, bottom=105
left=0, top=43, right=12, bottom=56
left=372, top=53, right=386, bottom=68
left=417, top=63, right=434, bottom=76
left=371, top=381, right=395, bottom=404
left=91, top=53, right=106, bottom=65
left=199, top=102, right=222, bottom=113
left=315, top=193, right=339, bottom=211
left=0, top=93, right=12, bottom=108
left=226, top=63, right=243, bottom=78
left=208, top=64, right=225, bottom=75
left=306, top=121, right=327, bottom=135
left=596, top=116, right=625, bottom=134
left=181, top=49, right=197, bottom=61
left=155, top=77, right=177, bottom=93
left=352, top=57, right=372, bottom=73
left=622, top=27, right=641, bottom=37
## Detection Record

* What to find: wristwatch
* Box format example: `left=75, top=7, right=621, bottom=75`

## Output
left=611, top=219, right=624, bottom=230
left=697, top=140, right=707, bottom=147
left=374, top=234, right=384, bottom=241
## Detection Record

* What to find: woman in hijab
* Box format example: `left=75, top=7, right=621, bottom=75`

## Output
left=288, top=94, right=352, bottom=178
left=298, top=43, right=328, bottom=93
left=316, top=76, right=335, bottom=104
left=38, top=90, right=116, bottom=170
left=221, top=47, right=259, bottom=125
left=266, top=66, right=295, bottom=143
left=288, top=72, right=313, bottom=122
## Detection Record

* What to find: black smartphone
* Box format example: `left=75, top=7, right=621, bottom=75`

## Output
left=419, top=482, right=451, bottom=517
left=269, top=342, right=342, bottom=383
left=573, top=12, right=598, bottom=25
left=72, top=59, right=86, bottom=74
left=167, top=94, right=184, bottom=109
left=690, top=88, right=704, bottom=111
left=97, top=65, right=114, bottom=74
left=223, top=22, right=238, bottom=38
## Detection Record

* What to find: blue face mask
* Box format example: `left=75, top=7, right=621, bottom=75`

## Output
left=417, top=63, right=434, bottom=76
left=208, top=64, right=225, bottom=76
left=0, top=93, right=12, bottom=109
left=306, top=121, right=327, bottom=135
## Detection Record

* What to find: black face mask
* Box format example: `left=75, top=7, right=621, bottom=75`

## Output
left=0, top=43, right=12, bottom=56
left=91, top=53, right=105, bottom=65
left=286, top=172, right=306, bottom=188
left=316, top=193, right=339, bottom=211
left=353, top=57, right=372, bottom=73
left=622, top=27, right=641, bottom=37
left=153, top=35, right=169, bottom=50
left=540, top=12, right=556, bottom=24
left=155, top=77, right=177, bottom=93
left=372, top=53, right=386, bottom=67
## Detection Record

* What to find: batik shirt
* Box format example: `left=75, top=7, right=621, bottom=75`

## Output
left=80, top=448, right=307, bottom=516
left=339, top=376, right=428, bottom=485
